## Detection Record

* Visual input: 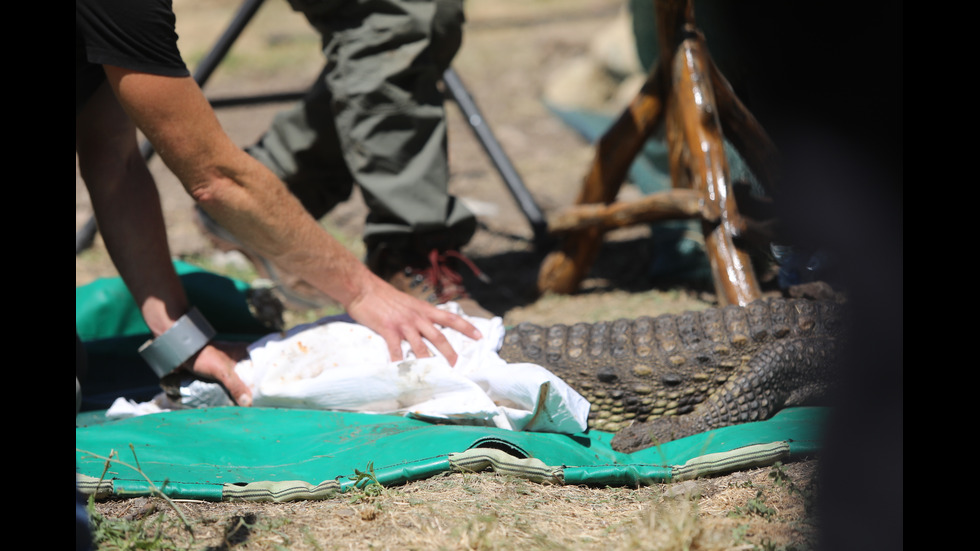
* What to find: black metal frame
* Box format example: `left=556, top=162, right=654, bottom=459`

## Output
left=76, top=0, right=548, bottom=253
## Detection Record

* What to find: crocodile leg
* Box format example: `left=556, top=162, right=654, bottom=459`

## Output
left=609, top=335, right=837, bottom=452
left=498, top=297, right=843, bottom=452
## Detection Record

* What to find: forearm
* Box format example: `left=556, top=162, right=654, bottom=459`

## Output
left=102, top=66, right=482, bottom=365
left=76, top=82, right=190, bottom=337
left=105, top=67, right=376, bottom=309
left=193, top=161, right=378, bottom=308
left=91, top=157, right=191, bottom=334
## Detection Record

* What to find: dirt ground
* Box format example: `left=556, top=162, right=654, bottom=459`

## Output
left=76, top=1, right=861, bottom=549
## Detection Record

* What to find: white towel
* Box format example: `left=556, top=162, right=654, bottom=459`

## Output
left=110, top=303, right=591, bottom=434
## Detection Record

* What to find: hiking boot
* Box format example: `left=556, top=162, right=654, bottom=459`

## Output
left=367, top=243, right=495, bottom=319
left=193, top=206, right=334, bottom=310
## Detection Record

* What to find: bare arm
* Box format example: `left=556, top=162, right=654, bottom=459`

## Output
left=76, top=81, right=252, bottom=404
left=102, top=66, right=481, bottom=365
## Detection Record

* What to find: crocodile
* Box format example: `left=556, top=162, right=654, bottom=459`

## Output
left=498, top=297, right=845, bottom=453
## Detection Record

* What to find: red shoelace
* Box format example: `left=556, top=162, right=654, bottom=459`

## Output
left=410, top=249, right=490, bottom=303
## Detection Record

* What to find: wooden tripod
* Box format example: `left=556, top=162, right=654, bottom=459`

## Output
left=537, top=0, right=780, bottom=306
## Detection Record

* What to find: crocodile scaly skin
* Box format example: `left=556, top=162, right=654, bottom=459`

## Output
left=498, top=298, right=844, bottom=452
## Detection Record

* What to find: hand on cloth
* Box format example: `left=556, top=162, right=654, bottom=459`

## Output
left=343, top=279, right=482, bottom=367
left=108, top=304, right=591, bottom=435
left=186, top=341, right=253, bottom=407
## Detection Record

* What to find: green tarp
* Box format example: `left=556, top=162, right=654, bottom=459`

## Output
left=76, top=260, right=273, bottom=343
left=76, top=406, right=825, bottom=501
left=76, top=264, right=826, bottom=502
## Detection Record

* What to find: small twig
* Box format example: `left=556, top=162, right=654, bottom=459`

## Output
left=129, top=443, right=142, bottom=472
left=78, top=447, right=195, bottom=535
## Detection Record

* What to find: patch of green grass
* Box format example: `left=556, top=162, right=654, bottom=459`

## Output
left=82, top=447, right=197, bottom=549
left=89, top=502, right=184, bottom=551
left=729, top=490, right=777, bottom=520
left=349, top=462, right=385, bottom=498
left=768, top=462, right=792, bottom=486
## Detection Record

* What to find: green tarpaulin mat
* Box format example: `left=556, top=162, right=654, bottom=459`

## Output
left=76, top=263, right=825, bottom=502
left=76, top=260, right=273, bottom=343
left=76, top=406, right=825, bottom=502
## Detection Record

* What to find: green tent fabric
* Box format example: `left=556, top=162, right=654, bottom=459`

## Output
left=75, top=406, right=825, bottom=501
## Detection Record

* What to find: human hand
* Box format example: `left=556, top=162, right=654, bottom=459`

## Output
left=345, top=278, right=482, bottom=367
left=185, top=341, right=253, bottom=406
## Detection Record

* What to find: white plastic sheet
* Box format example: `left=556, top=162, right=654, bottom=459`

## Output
left=240, top=304, right=590, bottom=433
left=110, top=304, right=591, bottom=434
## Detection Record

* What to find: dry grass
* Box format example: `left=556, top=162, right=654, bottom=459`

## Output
left=90, top=460, right=819, bottom=550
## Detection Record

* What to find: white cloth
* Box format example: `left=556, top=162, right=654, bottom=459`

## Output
left=109, top=303, right=591, bottom=434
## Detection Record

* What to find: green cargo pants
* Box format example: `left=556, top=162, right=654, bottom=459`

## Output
left=248, top=0, right=476, bottom=253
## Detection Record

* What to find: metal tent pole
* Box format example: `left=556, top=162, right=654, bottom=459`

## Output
left=442, top=67, right=550, bottom=248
